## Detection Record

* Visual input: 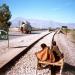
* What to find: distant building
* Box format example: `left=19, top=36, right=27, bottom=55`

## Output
left=62, top=26, right=68, bottom=29
left=61, top=26, right=68, bottom=35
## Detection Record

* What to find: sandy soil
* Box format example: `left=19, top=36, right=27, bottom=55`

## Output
left=0, top=31, right=46, bottom=56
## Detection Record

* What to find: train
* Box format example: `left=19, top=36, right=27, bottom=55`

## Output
left=20, top=21, right=32, bottom=34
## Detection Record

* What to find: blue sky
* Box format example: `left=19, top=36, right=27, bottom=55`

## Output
left=0, top=0, right=75, bottom=23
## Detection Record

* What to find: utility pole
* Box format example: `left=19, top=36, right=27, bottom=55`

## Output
left=7, top=28, right=9, bottom=48
left=3, top=0, right=9, bottom=48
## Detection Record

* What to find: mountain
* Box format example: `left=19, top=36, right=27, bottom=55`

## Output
left=10, top=17, right=75, bottom=29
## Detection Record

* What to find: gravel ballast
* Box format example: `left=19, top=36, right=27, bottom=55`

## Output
left=4, top=32, right=55, bottom=75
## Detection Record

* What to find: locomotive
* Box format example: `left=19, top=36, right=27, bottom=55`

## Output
left=20, top=21, right=32, bottom=34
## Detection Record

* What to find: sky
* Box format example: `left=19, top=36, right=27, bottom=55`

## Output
left=0, top=0, right=75, bottom=23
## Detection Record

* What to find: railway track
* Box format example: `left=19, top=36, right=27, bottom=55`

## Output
left=0, top=31, right=57, bottom=75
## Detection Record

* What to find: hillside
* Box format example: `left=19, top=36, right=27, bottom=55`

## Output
left=10, top=17, right=75, bottom=29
